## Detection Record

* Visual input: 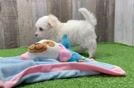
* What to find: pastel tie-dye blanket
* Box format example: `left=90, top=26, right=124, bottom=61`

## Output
left=0, top=56, right=125, bottom=88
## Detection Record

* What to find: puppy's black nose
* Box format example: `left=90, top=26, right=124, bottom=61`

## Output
left=35, top=34, right=38, bottom=37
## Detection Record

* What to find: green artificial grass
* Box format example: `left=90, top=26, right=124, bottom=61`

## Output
left=0, top=43, right=133, bottom=88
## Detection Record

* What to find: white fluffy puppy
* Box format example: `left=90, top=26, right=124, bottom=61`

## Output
left=35, top=8, right=97, bottom=58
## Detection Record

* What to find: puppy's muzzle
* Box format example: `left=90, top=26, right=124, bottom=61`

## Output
left=35, top=34, right=38, bottom=37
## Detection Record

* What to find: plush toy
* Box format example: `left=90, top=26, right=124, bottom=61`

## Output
left=21, top=39, right=87, bottom=62
left=60, top=34, right=87, bottom=61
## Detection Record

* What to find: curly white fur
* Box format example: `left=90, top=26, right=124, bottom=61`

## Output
left=35, top=8, right=97, bottom=58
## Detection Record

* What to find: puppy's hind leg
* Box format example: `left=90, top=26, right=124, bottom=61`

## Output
left=80, top=39, right=96, bottom=58
left=87, top=39, right=97, bottom=59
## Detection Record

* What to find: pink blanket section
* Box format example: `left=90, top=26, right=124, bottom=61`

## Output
left=1, top=62, right=125, bottom=88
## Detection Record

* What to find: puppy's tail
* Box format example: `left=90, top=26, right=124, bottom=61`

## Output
left=79, top=8, right=97, bottom=26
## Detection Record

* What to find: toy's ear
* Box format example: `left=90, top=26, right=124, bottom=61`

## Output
left=48, top=15, right=58, bottom=27
left=20, top=52, right=29, bottom=60
left=61, top=34, right=71, bottom=49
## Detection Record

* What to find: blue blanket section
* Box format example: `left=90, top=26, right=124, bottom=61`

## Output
left=0, top=56, right=125, bottom=87
left=0, top=57, right=99, bottom=86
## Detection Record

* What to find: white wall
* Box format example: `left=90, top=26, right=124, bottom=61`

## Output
left=114, top=0, right=134, bottom=46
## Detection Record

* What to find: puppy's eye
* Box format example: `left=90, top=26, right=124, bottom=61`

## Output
left=39, top=27, right=44, bottom=31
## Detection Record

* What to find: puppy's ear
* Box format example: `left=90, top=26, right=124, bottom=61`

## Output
left=48, top=15, right=58, bottom=27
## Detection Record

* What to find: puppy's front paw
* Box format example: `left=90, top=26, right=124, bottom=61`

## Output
left=28, top=43, right=47, bottom=53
